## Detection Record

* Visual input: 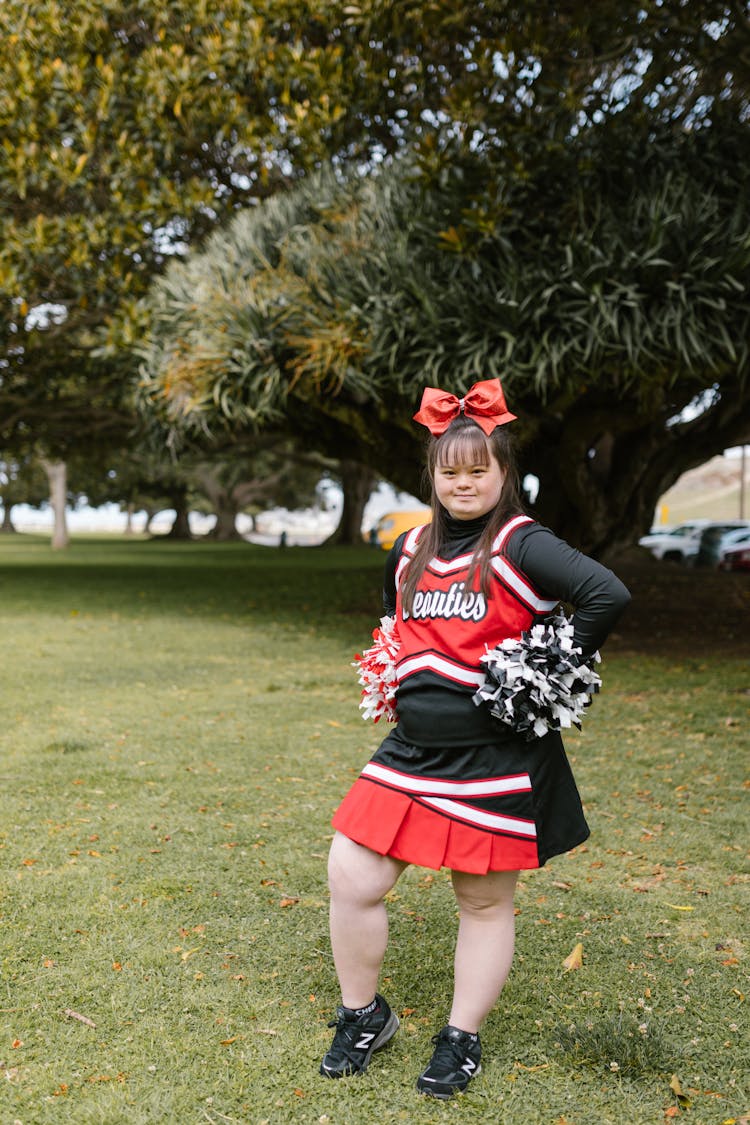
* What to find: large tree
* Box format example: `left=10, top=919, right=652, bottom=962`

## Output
left=4, top=0, right=748, bottom=550
left=136, top=104, right=750, bottom=554
left=1, top=0, right=479, bottom=536
left=131, top=2, right=749, bottom=554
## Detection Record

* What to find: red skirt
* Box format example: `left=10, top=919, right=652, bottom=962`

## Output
left=331, top=729, right=589, bottom=875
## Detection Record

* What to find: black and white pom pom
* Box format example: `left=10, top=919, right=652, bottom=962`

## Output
left=353, top=615, right=400, bottom=723
left=473, top=613, right=602, bottom=740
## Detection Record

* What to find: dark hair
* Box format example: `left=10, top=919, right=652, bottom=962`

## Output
left=400, top=416, right=525, bottom=614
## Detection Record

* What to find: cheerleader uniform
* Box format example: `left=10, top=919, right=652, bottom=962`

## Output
left=332, top=512, right=630, bottom=874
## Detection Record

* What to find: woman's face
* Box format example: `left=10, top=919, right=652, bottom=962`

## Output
left=434, top=449, right=506, bottom=520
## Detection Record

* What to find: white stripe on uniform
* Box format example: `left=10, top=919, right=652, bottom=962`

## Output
left=361, top=760, right=532, bottom=797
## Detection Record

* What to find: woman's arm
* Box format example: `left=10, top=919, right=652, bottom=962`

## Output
left=507, top=524, right=631, bottom=656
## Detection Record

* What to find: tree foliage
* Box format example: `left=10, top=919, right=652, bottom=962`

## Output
left=138, top=101, right=750, bottom=552
left=2, top=0, right=489, bottom=454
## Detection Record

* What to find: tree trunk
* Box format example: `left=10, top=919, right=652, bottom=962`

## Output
left=0, top=503, right=16, bottom=533
left=324, top=460, right=377, bottom=546
left=40, top=459, right=69, bottom=549
left=124, top=501, right=136, bottom=536
left=196, top=469, right=245, bottom=541
left=520, top=390, right=750, bottom=556
left=166, top=501, right=193, bottom=539
left=208, top=505, right=242, bottom=540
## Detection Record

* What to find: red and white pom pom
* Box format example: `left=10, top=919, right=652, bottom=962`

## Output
left=353, top=615, right=400, bottom=723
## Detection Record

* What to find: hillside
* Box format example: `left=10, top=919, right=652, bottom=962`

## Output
left=654, top=451, right=749, bottom=524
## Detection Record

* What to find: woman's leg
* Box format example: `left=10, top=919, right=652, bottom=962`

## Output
left=327, top=831, right=407, bottom=1009
left=448, top=868, right=519, bottom=1032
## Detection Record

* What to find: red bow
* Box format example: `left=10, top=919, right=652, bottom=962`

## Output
left=413, top=379, right=516, bottom=436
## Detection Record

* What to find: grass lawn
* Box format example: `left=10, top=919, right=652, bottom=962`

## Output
left=0, top=536, right=747, bottom=1124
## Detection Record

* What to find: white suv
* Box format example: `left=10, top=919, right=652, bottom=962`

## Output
left=638, top=520, right=711, bottom=563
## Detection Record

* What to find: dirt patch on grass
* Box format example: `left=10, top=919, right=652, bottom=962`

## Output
left=605, top=548, right=749, bottom=658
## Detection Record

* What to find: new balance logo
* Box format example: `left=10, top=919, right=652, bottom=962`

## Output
left=355, top=1032, right=376, bottom=1050
left=461, top=1057, right=478, bottom=1076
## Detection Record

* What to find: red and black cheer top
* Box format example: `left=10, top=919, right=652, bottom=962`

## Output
left=332, top=512, right=630, bottom=873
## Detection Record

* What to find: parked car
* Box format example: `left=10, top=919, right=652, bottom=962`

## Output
left=718, top=541, right=750, bottom=572
left=715, top=526, right=750, bottom=571
left=638, top=520, right=711, bottom=563
left=693, top=520, right=750, bottom=567
left=367, top=509, right=432, bottom=550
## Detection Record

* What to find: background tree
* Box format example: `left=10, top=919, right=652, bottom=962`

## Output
left=137, top=111, right=750, bottom=555
left=193, top=439, right=332, bottom=541
left=0, top=456, right=49, bottom=533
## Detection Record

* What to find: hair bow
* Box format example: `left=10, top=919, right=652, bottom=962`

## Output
left=413, top=379, right=516, bottom=436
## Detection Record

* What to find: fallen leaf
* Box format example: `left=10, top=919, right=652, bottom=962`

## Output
left=280, top=897, right=299, bottom=908
left=670, top=1074, right=692, bottom=1108
left=563, top=943, right=584, bottom=972
left=665, top=903, right=694, bottom=912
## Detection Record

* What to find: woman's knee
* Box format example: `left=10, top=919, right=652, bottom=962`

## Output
left=328, top=832, right=404, bottom=904
left=451, top=869, right=519, bottom=916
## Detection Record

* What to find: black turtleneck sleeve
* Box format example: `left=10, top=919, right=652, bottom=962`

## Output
left=505, top=523, right=631, bottom=656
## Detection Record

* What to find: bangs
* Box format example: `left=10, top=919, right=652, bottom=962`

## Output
left=435, top=426, right=491, bottom=468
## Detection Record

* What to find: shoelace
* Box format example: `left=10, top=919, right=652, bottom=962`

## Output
left=428, top=1032, right=471, bottom=1070
left=327, top=1012, right=376, bottom=1038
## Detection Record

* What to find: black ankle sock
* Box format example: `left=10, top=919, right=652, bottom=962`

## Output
left=351, top=997, right=378, bottom=1017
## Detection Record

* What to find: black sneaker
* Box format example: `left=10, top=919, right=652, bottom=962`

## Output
left=319, top=994, right=399, bottom=1078
left=416, top=1025, right=482, bottom=1098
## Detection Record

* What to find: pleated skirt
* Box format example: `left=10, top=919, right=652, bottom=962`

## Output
left=332, top=727, right=590, bottom=875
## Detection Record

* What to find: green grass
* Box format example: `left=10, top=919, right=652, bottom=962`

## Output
left=0, top=536, right=747, bottom=1124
